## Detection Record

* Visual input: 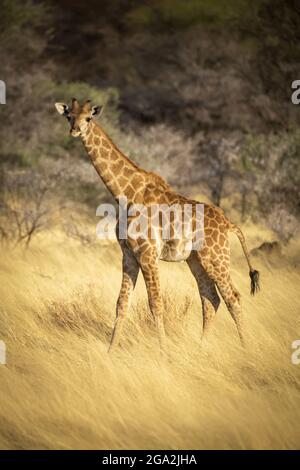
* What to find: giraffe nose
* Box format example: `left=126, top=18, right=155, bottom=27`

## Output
left=70, top=127, right=80, bottom=136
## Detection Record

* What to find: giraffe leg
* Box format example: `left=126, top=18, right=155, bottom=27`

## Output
left=221, top=281, right=244, bottom=347
left=187, top=254, right=220, bottom=340
left=213, top=272, right=245, bottom=347
left=140, top=256, right=166, bottom=354
left=108, top=247, right=139, bottom=353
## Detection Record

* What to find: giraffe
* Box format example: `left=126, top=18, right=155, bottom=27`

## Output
left=55, top=98, right=260, bottom=353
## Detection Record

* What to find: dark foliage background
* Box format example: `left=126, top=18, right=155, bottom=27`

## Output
left=1, top=0, right=300, bottom=243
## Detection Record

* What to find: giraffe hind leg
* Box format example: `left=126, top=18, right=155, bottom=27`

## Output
left=187, top=255, right=221, bottom=340
left=214, top=272, right=245, bottom=347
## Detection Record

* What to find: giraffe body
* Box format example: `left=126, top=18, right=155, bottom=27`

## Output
left=55, top=99, right=260, bottom=353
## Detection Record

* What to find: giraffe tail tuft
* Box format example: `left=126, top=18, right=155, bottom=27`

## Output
left=229, top=223, right=260, bottom=296
left=249, top=269, right=260, bottom=296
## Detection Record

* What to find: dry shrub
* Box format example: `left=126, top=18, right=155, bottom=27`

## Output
left=63, top=215, right=96, bottom=246
left=0, top=167, right=65, bottom=246
left=267, top=204, right=300, bottom=243
left=120, top=123, right=198, bottom=186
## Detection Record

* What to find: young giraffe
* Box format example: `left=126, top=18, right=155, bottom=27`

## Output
left=55, top=98, right=260, bottom=353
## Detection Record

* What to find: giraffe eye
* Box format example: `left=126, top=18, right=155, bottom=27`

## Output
left=86, top=117, right=91, bottom=122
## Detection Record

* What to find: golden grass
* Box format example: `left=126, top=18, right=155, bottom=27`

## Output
left=0, top=221, right=300, bottom=450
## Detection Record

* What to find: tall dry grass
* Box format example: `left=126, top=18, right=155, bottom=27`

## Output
left=0, top=221, right=300, bottom=449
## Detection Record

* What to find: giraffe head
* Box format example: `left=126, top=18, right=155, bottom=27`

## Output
left=55, top=98, right=103, bottom=137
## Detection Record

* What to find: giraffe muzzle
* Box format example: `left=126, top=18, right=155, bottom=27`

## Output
left=70, top=128, right=81, bottom=137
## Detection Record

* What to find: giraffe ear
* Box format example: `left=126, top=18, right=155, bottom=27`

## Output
left=91, top=105, right=103, bottom=117
left=55, top=102, right=69, bottom=116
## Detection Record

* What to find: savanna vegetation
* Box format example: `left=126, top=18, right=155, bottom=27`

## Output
left=0, top=0, right=300, bottom=450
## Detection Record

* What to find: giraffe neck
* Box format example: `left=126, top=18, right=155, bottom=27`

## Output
left=81, top=120, right=144, bottom=203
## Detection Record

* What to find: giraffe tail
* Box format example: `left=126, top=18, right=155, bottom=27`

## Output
left=229, top=223, right=260, bottom=296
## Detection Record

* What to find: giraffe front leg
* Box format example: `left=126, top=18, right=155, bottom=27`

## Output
left=140, top=256, right=166, bottom=355
left=108, top=248, right=139, bottom=353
